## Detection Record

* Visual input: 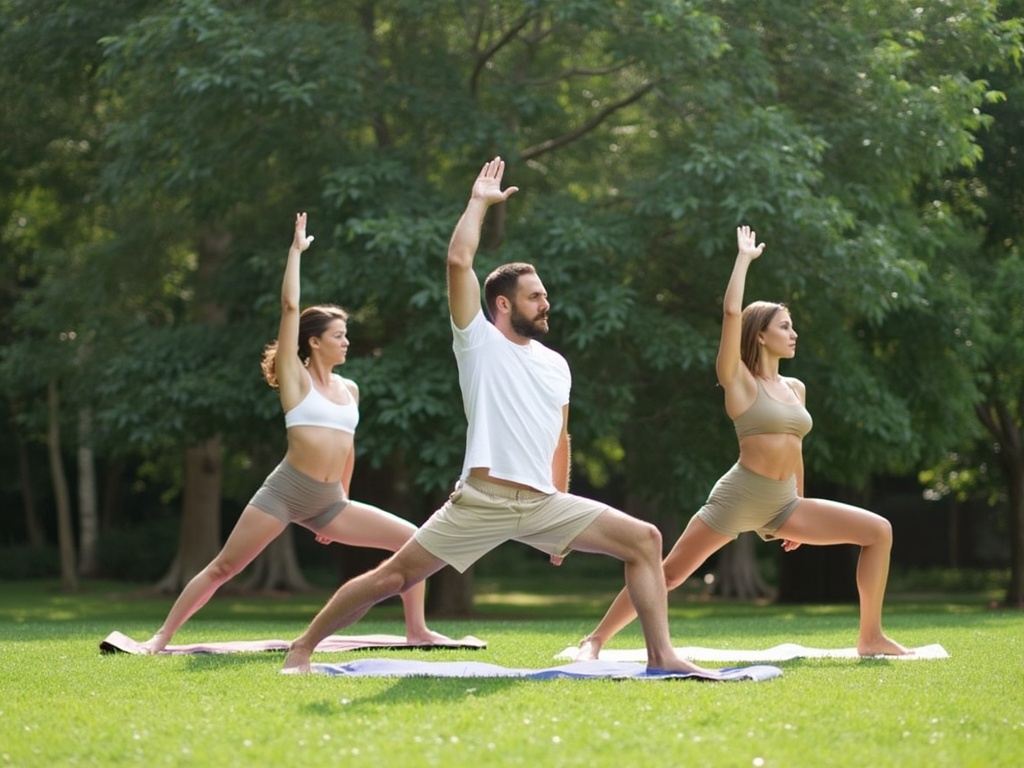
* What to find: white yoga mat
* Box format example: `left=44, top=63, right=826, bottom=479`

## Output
left=554, top=642, right=949, bottom=662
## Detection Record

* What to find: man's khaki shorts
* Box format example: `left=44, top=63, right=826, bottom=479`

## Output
left=414, top=476, right=609, bottom=573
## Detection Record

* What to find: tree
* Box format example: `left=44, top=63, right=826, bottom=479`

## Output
left=0, top=0, right=159, bottom=576
left=920, top=3, right=1024, bottom=605
left=1, top=0, right=1019, bottom=614
left=96, top=0, right=369, bottom=590
left=604, top=0, right=1018, bottom=599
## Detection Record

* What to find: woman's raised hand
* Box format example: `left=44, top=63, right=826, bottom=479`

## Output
left=736, top=224, right=765, bottom=261
left=292, top=212, right=315, bottom=252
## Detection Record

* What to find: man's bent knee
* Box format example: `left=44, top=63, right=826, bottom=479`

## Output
left=624, top=520, right=663, bottom=562
left=369, top=557, right=429, bottom=598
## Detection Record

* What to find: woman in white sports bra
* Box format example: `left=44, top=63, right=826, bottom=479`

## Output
left=579, top=225, right=908, bottom=660
left=141, top=213, right=450, bottom=653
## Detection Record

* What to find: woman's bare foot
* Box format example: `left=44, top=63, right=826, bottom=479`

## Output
left=647, top=653, right=717, bottom=678
left=405, top=629, right=454, bottom=645
left=139, top=634, right=169, bottom=655
left=576, top=635, right=603, bottom=661
left=857, top=634, right=912, bottom=657
left=281, top=644, right=313, bottom=674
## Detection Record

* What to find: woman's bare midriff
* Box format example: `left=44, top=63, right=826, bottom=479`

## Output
left=284, top=426, right=354, bottom=483
left=737, top=433, right=802, bottom=481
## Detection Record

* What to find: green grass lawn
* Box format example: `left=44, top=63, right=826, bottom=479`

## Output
left=1, top=578, right=1022, bottom=767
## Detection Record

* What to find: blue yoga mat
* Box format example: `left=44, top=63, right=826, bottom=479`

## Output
left=306, top=658, right=782, bottom=682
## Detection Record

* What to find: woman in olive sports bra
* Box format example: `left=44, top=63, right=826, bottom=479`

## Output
left=141, top=213, right=450, bottom=653
left=579, top=225, right=908, bottom=660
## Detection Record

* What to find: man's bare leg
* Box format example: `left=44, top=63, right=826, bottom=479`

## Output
left=578, top=517, right=731, bottom=661
left=569, top=509, right=716, bottom=676
left=282, top=541, right=445, bottom=673
left=315, top=503, right=452, bottom=645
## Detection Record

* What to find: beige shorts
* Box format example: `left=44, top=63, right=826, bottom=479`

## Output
left=414, top=476, right=609, bottom=573
left=694, top=463, right=799, bottom=542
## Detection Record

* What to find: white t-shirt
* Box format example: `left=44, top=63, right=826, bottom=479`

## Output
left=452, top=311, right=571, bottom=493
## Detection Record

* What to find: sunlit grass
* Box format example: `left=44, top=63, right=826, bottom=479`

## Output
left=1, top=579, right=1022, bottom=767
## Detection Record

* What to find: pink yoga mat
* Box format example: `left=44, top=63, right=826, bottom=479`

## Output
left=100, top=630, right=487, bottom=655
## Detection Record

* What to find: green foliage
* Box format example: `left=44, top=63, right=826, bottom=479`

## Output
left=915, top=2, right=1024, bottom=534
left=2, top=1, right=1022, bottom=553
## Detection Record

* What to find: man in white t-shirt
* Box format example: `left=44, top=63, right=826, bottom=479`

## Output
left=283, top=158, right=710, bottom=675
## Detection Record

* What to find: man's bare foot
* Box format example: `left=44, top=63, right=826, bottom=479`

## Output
left=576, top=635, right=603, bottom=662
left=858, top=635, right=912, bottom=657
left=281, top=645, right=312, bottom=674
left=405, top=629, right=454, bottom=645
left=647, top=653, right=717, bottom=678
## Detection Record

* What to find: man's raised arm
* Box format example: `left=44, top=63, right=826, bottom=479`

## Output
left=447, top=157, right=519, bottom=329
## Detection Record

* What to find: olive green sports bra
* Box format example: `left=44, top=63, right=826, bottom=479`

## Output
left=733, top=379, right=813, bottom=439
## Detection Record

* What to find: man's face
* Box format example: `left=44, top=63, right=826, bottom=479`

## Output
left=508, top=273, right=550, bottom=339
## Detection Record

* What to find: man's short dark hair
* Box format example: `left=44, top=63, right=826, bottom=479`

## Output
left=483, top=262, right=536, bottom=320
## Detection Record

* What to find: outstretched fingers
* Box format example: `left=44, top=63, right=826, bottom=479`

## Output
left=736, top=224, right=765, bottom=259
left=475, top=156, right=520, bottom=203
left=293, top=212, right=315, bottom=251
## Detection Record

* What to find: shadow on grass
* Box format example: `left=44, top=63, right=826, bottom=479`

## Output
left=299, top=676, right=533, bottom=712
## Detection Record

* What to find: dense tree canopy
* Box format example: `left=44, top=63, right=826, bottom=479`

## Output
left=1, top=0, right=1021, bottom=601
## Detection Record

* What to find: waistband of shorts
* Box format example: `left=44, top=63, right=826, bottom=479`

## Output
left=732, top=462, right=796, bottom=487
left=279, top=458, right=342, bottom=489
left=462, top=475, right=549, bottom=501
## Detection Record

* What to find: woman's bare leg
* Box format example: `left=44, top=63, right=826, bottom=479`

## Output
left=577, top=516, right=731, bottom=660
left=315, top=501, right=450, bottom=643
left=775, top=498, right=909, bottom=656
left=141, top=506, right=286, bottom=652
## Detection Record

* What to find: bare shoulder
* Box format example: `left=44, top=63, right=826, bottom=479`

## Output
left=784, top=376, right=807, bottom=401
left=338, top=375, right=360, bottom=402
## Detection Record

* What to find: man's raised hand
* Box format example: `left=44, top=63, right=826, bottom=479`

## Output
left=472, top=156, right=519, bottom=206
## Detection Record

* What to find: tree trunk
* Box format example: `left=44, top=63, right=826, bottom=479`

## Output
left=77, top=407, right=99, bottom=576
left=101, top=459, right=126, bottom=533
left=711, top=532, right=773, bottom=599
left=975, top=398, right=1024, bottom=607
left=46, top=380, right=78, bottom=591
left=10, top=398, right=46, bottom=548
left=426, top=565, right=476, bottom=617
left=1006, top=476, right=1024, bottom=607
left=153, top=435, right=224, bottom=593
left=237, top=527, right=314, bottom=592
left=152, top=227, right=233, bottom=593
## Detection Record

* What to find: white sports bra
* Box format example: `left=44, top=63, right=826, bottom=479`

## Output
left=284, top=370, right=359, bottom=434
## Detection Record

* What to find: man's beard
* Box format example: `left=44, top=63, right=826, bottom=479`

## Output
left=510, top=305, right=548, bottom=339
